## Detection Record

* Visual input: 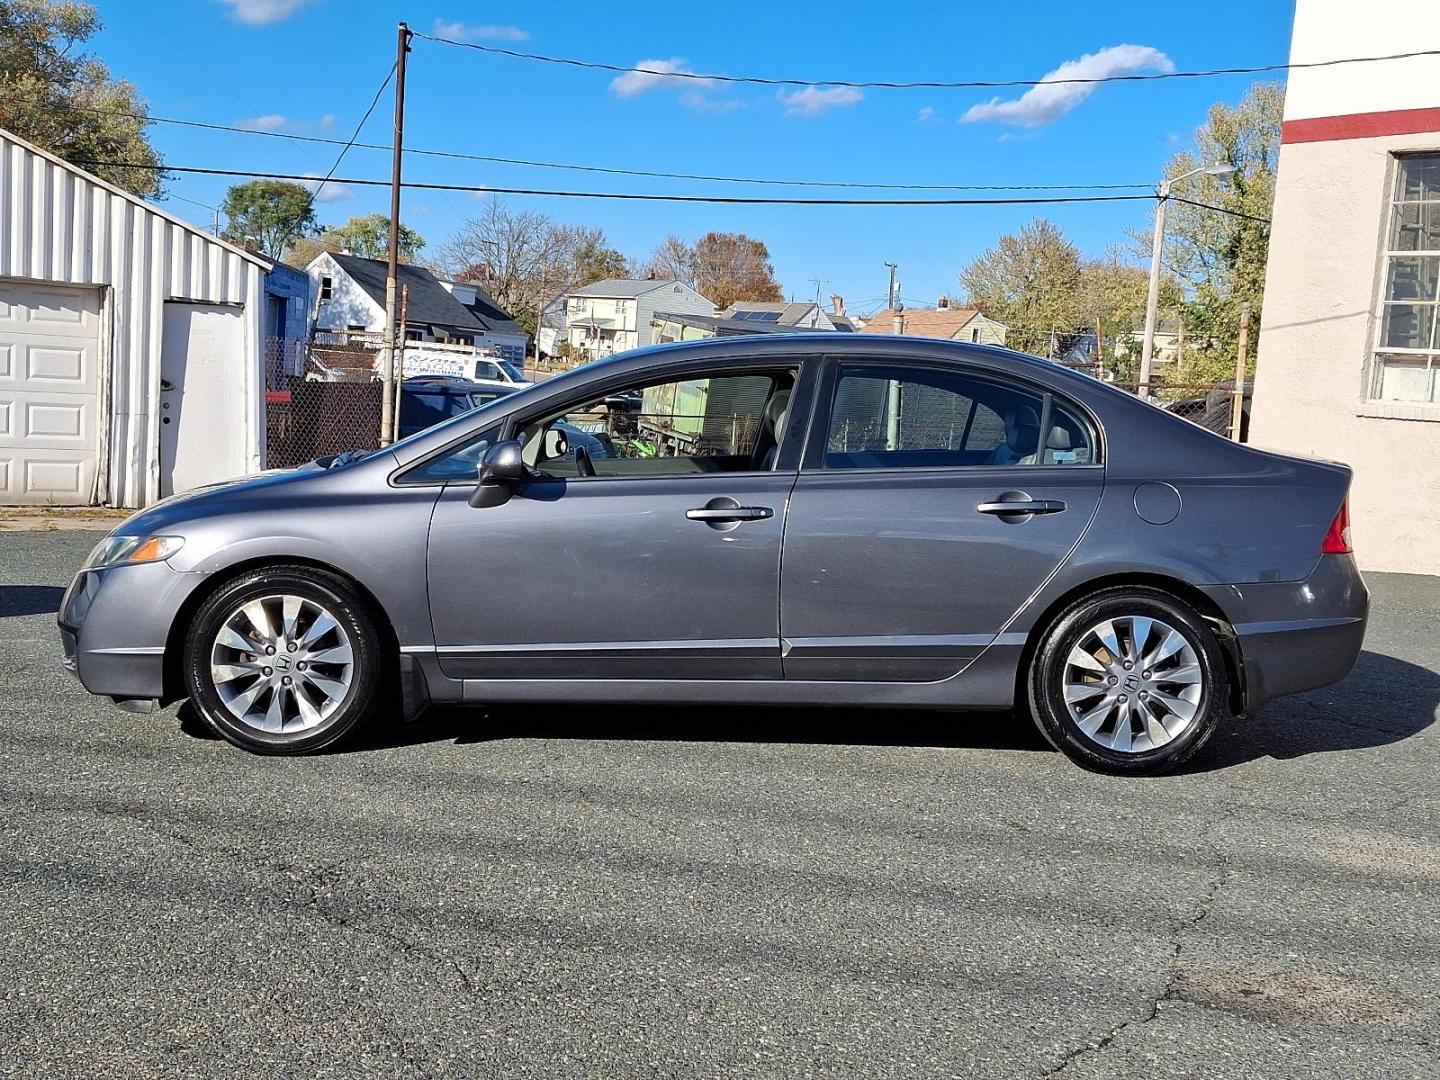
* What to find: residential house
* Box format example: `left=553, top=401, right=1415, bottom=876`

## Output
left=651, top=311, right=829, bottom=343
left=722, top=300, right=838, bottom=330
left=258, top=257, right=312, bottom=376
left=859, top=300, right=1008, bottom=345
left=1249, top=0, right=1440, bottom=573
left=0, top=126, right=268, bottom=506
left=563, top=278, right=713, bottom=358
left=436, top=278, right=528, bottom=365
left=309, top=253, right=525, bottom=359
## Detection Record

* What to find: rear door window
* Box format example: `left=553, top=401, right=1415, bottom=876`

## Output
left=821, top=365, right=1094, bottom=469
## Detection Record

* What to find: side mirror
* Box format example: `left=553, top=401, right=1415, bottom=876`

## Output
left=542, top=427, right=569, bottom=460
left=469, top=439, right=525, bottom=508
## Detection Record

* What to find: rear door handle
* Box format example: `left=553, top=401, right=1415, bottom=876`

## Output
left=686, top=506, right=774, bottom=522
left=977, top=499, right=1067, bottom=516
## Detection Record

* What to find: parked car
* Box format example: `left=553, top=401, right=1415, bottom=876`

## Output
left=398, top=377, right=613, bottom=459
left=59, top=336, right=1366, bottom=774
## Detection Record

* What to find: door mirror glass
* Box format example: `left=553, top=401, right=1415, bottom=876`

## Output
left=542, top=427, right=569, bottom=460
left=470, top=439, right=525, bottom=507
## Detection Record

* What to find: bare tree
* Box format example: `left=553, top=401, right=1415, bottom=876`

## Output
left=646, top=232, right=782, bottom=308
left=434, top=198, right=628, bottom=334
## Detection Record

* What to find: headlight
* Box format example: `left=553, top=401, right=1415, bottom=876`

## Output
left=82, top=534, right=185, bottom=570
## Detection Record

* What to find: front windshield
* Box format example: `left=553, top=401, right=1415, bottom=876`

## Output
left=499, top=360, right=527, bottom=382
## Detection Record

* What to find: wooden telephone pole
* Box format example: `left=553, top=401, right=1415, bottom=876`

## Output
left=1230, top=301, right=1251, bottom=442
left=378, top=22, right=411, bottom=448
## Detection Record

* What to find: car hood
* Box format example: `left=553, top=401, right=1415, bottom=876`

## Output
left=107, top=460, right=342, bottom=537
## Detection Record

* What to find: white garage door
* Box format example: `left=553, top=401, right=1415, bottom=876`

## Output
left=0, top=283, right=102, bottom=504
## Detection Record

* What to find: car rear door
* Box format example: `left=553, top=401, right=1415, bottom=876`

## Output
left=779, top=357, right=1103, bottom=681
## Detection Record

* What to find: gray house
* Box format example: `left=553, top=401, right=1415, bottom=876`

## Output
left=563, top=279, right=714, bottom=358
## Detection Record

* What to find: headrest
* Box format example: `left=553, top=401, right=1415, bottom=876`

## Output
left=765, top=390, right=792, bottom=435
left=1003, top=405, right=1040, bottom=452
left=1045, top=425, right=1072, bottom=451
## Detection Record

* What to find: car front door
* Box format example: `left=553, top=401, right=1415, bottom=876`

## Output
left=420, top=359, right=809, bottom=682
left=780, top=358, right=1104, bottom=682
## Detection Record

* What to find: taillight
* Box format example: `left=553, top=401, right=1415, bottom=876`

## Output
left=1322, top=499, right=1352, bottom=554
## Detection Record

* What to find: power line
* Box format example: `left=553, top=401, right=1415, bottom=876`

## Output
left=273, top=61, right=396, bottom=252
left=37, top=101, right=1148, bottom=192
left=67, top=161, right=1271, bottom=221
left=413, top=33, right=1440, bottom=91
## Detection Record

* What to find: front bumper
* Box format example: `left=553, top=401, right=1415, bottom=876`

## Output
left=57, top=560, right=202, bottom=701
left=1202, top=553, right=1369, bottom=713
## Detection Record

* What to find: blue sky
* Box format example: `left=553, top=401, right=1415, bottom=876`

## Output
left=95, top=0, right=1295, bottom=316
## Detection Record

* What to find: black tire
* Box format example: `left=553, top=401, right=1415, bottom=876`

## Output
left=1027, top=587, right=1228, bottom=775
left=183, top=565, right=385, bottom=755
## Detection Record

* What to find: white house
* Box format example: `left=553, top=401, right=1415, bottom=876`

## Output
left=563, top=279, right=713, bottom=358
left=1249, top=0, right=1440, bottom=573
left=309, top=253, right=527, bottom=364
left=0, top=127, right=268, bottom=507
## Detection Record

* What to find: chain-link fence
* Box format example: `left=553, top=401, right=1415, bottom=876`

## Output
left=265, top=337, right=384, bottom=469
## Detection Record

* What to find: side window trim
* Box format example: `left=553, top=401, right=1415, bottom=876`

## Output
left=801, top=357, right=1098, bottom=472
left=394, top=356, right=814, bottom=487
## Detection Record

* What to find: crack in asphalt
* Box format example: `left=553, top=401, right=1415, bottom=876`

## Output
left=0, top=792, right=469, bottom=1076
left=1040, top=843, right=1234, bottom=1077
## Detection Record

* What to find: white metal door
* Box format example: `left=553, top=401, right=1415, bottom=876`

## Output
left=160, top=302, right=247, bottom=496
left=0, top=282, right=102, bottom=504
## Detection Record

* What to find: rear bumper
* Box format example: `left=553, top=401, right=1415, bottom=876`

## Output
left=1202, top=554, right=1369, bottom=713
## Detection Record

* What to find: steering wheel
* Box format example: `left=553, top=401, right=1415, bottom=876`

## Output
left=574, top=445, right=597, bottom=478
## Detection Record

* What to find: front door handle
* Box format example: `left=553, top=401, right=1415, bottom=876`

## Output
left=686, top=506, right=774, bottom=522
left=977, top=498, right=1067, bottom=516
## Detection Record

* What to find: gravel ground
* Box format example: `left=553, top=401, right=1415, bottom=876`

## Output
left=1, top=532, right=1437, bottom=1079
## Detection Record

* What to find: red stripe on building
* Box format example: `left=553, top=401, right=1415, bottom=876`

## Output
left=1282, top=107, right=1440, bottom=144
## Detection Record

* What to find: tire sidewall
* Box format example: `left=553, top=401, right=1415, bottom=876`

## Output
left=184, top=568, right=381, bottom=755
left=1029, top=589, right=1227, bottom=775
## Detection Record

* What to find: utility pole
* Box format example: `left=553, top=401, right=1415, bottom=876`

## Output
left=378, top=21, right=411, bottom=448
left=1230, top=301, right=1251, bottom=442
left=884, top=262, right=898, bottom=310
left=809, top=278, right=827, bottom=328
left=391, top=283, right=410, bottom=444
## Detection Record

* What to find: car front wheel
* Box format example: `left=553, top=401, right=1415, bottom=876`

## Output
left=1028, top=587, right=1228, bottom=775
left=183, top=566, right=384, bottom=754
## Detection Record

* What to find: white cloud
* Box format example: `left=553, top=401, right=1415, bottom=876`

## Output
left=610, top=58, right=715, bottom=99
left=300, top=176, right=354, bottom=203
left=778, top=86, right=863, bottom=118
left=237, top=113, right=336, bottom=134
left=237, top=114, right=288, bottom=131
left=217, top=0, right=314, bottom=26
left=961, top=44, right=1173, bottom=127
left=431, top=18, right=529, bottom=42
left=915, top=106, right=936, bottom=124
left=680, top=90, right=741, bottom=113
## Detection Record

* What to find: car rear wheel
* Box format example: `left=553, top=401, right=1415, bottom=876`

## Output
left=1028, top=587, right=1228, bottom=775
left=183, top=566, right=384, bottom=754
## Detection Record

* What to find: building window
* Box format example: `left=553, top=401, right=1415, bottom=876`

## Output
left=1374, top=153, right=1440, bottom=403
left=320, top=275, right=333, bottom=302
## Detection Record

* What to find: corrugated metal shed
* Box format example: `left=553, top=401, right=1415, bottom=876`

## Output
left=0, top=127, right=267, bottom=507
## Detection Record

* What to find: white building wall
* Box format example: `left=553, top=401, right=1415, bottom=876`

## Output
left=308, top=253, right=386, bottom=332
left=1249, top=0, right=1440, bottom=573
left=0, top=130, right=266, bottom=507
left=634, top=283, right=714, bottom=348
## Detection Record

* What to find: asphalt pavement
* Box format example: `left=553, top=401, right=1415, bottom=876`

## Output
left=1, top=531, right=1437, bottom=1079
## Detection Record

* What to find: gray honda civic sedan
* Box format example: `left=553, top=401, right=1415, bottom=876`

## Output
left=58, top=335, right=1367, bottom=774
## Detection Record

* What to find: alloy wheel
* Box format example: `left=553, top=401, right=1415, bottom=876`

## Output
left=1062, top=614, right=1203, bottom=754
left=209, top=594, right=355, bottom=734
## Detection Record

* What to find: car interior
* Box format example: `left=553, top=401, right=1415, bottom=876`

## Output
left=520, top=369, right=798, bottom=479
